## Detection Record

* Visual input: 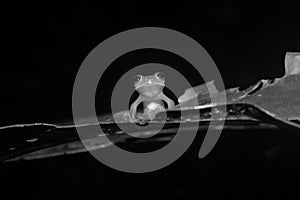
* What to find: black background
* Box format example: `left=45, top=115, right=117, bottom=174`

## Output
left=1, top=2, right=300, bottom=199
left=1, top=2, right=299, bottom=125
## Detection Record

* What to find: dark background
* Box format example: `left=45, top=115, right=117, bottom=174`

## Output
left=1, top=2, right=300, bottom=199
left=1, top=2, right=299, bottom=126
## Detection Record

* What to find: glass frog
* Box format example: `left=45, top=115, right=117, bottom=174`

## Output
left=130, top=72, right=175, bottom=120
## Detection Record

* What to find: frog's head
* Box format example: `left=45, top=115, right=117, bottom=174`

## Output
left=134, top=72, right=165, bottom=97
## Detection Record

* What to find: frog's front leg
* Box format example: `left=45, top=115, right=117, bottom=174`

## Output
left=129, top=96, right=145, bottom=120
left=158, top=93, right=175, bottom=109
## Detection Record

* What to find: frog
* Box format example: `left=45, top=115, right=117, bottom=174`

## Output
left=129, top=72, right=175, bottom=120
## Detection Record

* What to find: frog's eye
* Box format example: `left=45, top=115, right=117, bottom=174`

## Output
left=155, top=72, right=165, bottom=80
left=133, top=75, right=142, bottom=83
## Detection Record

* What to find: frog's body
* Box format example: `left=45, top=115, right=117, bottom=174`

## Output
left=130, top=72, right=175, bottom=120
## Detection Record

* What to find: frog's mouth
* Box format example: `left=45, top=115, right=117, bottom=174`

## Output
left=137, top=85, right=163, bottom=96
left=135, top=82, right=165, bottom=90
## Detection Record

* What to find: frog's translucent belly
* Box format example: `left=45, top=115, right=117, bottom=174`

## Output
left=136, top=102, right=165, bottom=121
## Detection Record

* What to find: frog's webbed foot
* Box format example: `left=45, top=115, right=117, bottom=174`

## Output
left=166, top=99, right=175, bottom=109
